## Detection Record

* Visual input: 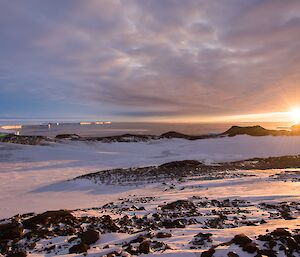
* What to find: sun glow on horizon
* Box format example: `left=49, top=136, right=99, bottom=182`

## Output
left=289, top=107, right=300, bottom=124
left=163, top=109, right=300, bottom=124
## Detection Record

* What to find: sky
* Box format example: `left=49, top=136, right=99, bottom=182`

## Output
left=1, top=0, right=300, bottom=122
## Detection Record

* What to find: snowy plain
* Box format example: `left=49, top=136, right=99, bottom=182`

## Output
left=1, top=135, right=300, bottom=219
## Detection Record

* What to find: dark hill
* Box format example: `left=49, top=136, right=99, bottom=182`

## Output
left=160, top=131, right=219, bottom=140
left=160, top=131, right=193, bottom=139
left=223, top=125, right=289, bottom=137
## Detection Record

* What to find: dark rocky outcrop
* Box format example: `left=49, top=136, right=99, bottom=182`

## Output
left=160, top=131, right=215, bottom=140
left=22, top=210, right=77, bottom=229
left=223, top=155, right=300, bottom=170
left=160, top=131, right=193, bottom=139
left=73, top=160, right=212, bottom=185
left=0, top=135, right=51, bottom=145
left=223, top=125, right=290, bottom=137
left=73, top=156, right=300, bottom=186
left=55, top=134, right=80, bottom=140
left=83, top=134, right=158, bottom=143
left=158, top=160, right=203, bottom=170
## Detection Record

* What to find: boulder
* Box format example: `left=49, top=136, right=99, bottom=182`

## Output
left=257, top=249, right=278, bottom=257
left=6, top=251, right=27, bottom=257
left=191, top=232, right=212, bottom=246
left=201, top=248, right=215, bottom=257
left=162, top=219, right=186, bottom=228
left=161, top=200, right=196, bottom=211
left=286, top=237, right=299, bottom=251
left=124, top=245, right=137, bottom=255
left=69, top=242, right=90, bottom=254
left=138, top=240, right=152, bottom=254
left=106, top=251, right=121, bottom=257
left=294, top=234, right=300, bottom=244
left=100, top=215, right=120, bottom=232
left=227, top=252, right=239, bottom=257
left=0, top=223, right=23, bottom=240
left=156, top=232, right=172, bottom=238
left=80, top=229, right=99, bottom=245
left=232, top=234, right=252, bottom=247
left=257, top=234, right=272, bottom=241
left=270, top=228, right=291, bottom=237
left=242, top=242, right=259, bottom=253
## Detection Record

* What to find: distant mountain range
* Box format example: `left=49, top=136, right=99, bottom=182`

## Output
left=1, top=124, right=300, bottom=145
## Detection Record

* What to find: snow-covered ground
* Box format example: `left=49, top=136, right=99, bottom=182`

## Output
left=1, top=135, right=300, bottom=256
left=2, top=169, right=300, bottom=256
left=1, top=135, right=300, bottom=219
left=67, top=171, right=300, bottom=256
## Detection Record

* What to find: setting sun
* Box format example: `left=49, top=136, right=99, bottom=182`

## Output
left=289, top=107, right=300, bottom=123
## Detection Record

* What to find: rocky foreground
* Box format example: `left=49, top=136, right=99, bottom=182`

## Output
left=1, top=159, right=300, bottom=257
left=0, top=195, right=299, bottom=257
left=1, top=198, right=300, bottom=257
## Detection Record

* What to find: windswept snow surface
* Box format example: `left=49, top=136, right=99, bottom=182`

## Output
left=1, top=135, right=300, bottom=218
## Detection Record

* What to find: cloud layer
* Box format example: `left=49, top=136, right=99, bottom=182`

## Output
left=1, top=0, right=300, bottom=120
